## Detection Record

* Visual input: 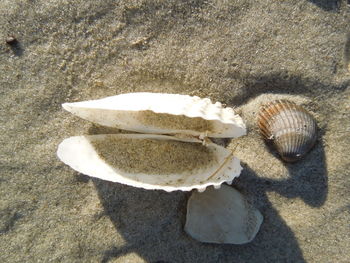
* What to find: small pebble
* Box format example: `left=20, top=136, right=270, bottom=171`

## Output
left=6, top=36, right=18, bottom=45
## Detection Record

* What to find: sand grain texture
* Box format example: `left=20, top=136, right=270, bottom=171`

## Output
left=1, top=0, right=349, bottom=262
left=91, top=137, right=214, bottom=175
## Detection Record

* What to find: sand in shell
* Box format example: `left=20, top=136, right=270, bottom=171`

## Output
left=90, top=136, right=216, bottom=174
left=135, top=110, right=214, bottom=132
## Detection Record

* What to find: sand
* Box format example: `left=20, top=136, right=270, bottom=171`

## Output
left=90, top=136, right=214, bottom=174
left=0, top=0, right=349, bottom=262
left=135, top=110, right=213, bottom=132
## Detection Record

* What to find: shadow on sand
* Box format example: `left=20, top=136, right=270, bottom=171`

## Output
left=90, top=136, right=326, bottom=263
left=227, top=71, right=349, bottom=108
left=83, top=72, right=329, bottom=262
left=307, top=0, right=342, bottom=11
left=6, top=39, right=24, bottom=57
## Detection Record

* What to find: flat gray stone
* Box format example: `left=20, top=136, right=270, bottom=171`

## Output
left=185, top=185, right=263, bottom=244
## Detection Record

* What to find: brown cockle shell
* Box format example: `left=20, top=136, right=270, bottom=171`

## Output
left=258, top=100, right=317, bottom=162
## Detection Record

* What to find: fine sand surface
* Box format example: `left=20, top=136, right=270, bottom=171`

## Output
left=1, top=1, right=349, bottom=262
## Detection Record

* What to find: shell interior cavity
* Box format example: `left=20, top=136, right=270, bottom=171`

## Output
left=258, top=99, right=317, bottom=162
left=57, top=93, right=246, bottom=192
left=185, top=185, right=263, bottom=244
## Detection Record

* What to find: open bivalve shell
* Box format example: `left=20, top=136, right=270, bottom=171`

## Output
left=185, top=185, right=263, bottom=244
left=62, top=93, right=246, bottom=138
left=57, top=93, right=246, bottom=192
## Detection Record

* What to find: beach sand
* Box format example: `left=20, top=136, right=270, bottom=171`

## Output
left=1, top=0, right=349, bottom=262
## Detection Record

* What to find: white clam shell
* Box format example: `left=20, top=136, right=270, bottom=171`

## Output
left=185, top=185, right=263, bottom=244
left=57, top=134, right=243, bottom=192
left=62, top=93, right=246, bottom=138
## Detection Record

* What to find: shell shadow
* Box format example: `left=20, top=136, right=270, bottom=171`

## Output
left=91, top=138, right=327, bottom=263
left=307, top=0, right=341, bottom=11
left=228, top=72, right=349, bottom=107
left=84, top=72, right=328, bottom=261
left=7, top=40, right=24, bottom=57
left=85, top=85, right=327, bottom=262
left=256, top=134, right=328, bottom=207
left=226, top=71, right=329, bottom=210
left=92, top=174, right=307, bottom=263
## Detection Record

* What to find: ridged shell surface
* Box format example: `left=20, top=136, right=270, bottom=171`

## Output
left=62, top=93, right=246, bottom=138
left=57, top=134, right=242, bottom=192
left=258, top=100, right=317, bottom=162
